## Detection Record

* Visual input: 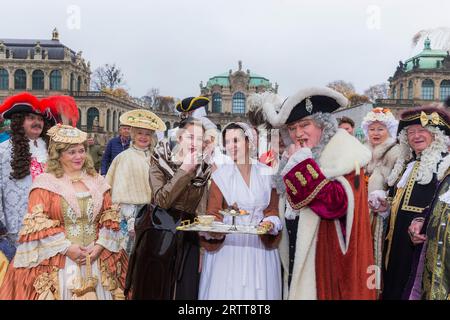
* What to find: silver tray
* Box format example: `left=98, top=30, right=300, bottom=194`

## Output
left=176, top=221, right=269, bottom=235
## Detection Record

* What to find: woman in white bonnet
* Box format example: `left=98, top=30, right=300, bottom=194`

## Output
left=361, top=107, right=400, bottom=293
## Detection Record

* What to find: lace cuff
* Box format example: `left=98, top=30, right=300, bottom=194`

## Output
left=14, top=232, right=71, bottom=268
left=96, top=227, right=121, bottom=253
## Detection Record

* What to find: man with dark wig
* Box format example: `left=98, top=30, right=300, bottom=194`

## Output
left=0, top=93, right=52, bottom=244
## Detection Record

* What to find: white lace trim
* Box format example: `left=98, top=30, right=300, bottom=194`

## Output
left=13, top=232, right=71, bottom=268
left=397, top=161, right=416, bottom=189
left=66, top=197, right=94, bottom=224
left=29, top=138, right=48, bottom=163
left=96, top=227, right=121, bottom=253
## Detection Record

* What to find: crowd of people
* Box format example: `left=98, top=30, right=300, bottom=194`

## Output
left=0, top=88, right=448, bottom=300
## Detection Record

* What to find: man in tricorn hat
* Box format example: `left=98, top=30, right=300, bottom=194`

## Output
left=264, top=87, right=376, bottom=300
left=382, top=105, right=449, bottom=300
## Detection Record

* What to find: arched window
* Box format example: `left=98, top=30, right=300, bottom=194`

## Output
left=76, top=108, right=82, bottom=129
left=32, top=70, right=44, bottom=90
left=399, top=83, right=404, bottom=100
left=87, top=107, right=100, bottom=131
left=77, top=76, right=82, bottom=91
left=232, top=92, right=246, bottom=114
left=421, top=79, right=434, bottom=100
left=408, top=80, right=413, bottom=99
left=113, top=111, right=117, bottom=132
left=70, top=73, right=74, bottom=92
left=14, top=69, right=26, bottom=90
left=0, top=69, right=8, bottom=90
left=212, top=92, right=222, bottom=113
left=440, top=80, right=450, bottom=101
left=106, top=109, right=111, bottom=132
left=50, top=70, right=62, bottom=90
left=391, top=86, right=396, bottom=99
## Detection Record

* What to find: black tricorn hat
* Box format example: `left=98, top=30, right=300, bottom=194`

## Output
left=263, top=87, right=348, bottom=127
left=397, top=106, right=450, bottom=136
left=175, top=96, right=210, bottom=113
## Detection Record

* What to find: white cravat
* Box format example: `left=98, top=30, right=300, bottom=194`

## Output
left=29, top=137, right=48, bottom=163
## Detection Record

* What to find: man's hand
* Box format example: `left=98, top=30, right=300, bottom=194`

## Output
left=408, top=220, right=426, bottom=245
left=86, top=244, right=104, bottom=263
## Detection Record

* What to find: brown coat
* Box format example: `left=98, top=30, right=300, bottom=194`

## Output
left=149, top=158, right=207, bottom=214
left=200, top=180, right=281, bottom=251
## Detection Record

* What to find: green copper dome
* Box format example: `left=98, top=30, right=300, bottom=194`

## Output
left=206, top=72, right=271, bottom=88
left=403, top=37, right=448, bottom=72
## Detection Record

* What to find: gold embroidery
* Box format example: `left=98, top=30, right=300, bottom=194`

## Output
left=99, top=207, right=120, bottom=224
left=295, top=172, right=307, bottom=186
left=99, top=259, right=125, bottom=300
left=306, top=164, right=319, bottom=180
left=287, top=179, right=330, bottom=210
left=62, top=197, right=97, bottom=247
left=33, top=267, right=60, bottom=300
left=285, top=179, right=298, bottom=195
left=19, top=205, right=60, bottom=236
left=401, top=162, right=425, bottom=213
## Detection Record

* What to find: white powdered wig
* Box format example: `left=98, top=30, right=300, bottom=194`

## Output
left=387, top=126, right=449, bottom=186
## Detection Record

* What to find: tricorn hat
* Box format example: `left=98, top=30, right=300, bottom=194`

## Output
left=397, top=106, right=450, bottom=136
left=0, top=92, right=49, bottom=120
left=263, top=87, right=348, bottom=128
left=175, top=96, right=210, bottom=113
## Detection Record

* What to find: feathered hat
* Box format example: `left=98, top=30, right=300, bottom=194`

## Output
left=247, top=91, right=284, bottom=129
left=0, top=92, right=47, bottom=120
left=39, top=95, right=80, bottom=127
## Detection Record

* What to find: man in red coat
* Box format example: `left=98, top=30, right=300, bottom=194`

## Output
left=265, top=87, right=376, bottom=299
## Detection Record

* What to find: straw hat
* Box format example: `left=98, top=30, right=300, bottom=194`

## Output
left=120, top=109, right=166, bottom=131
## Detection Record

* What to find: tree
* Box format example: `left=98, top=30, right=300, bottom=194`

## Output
left=141, top=88, right=161, bottom=109
left=91, top=63, right=125, bottom=91
left=348, top=93, right=370, bottom=106
left=326, top=80, right=355, bottom=98
left=364, top=83, right=389, bottom=102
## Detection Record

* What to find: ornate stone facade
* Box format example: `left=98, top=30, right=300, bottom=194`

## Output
left=200, top=61, right=278, bottom=127
left=375, top=38, right=450, bottom=115
left=0, top=29, right=146, bottom=145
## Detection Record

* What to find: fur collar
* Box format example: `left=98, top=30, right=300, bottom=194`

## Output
left=319, top=129, right=372, bottom=179
left=365, top=137, right=397, bottom=175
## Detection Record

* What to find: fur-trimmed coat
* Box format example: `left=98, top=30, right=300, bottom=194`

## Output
left=365, top=138, right=400, bottom=194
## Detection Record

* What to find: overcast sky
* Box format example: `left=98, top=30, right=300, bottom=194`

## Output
left=1, top=0, right=449, bottom=100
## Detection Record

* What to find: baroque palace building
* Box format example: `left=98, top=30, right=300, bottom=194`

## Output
left=200, top=61, right=278, bottom=129
left=0, top=29, right=159, bottom=144
left=375, top=37, right=450, bottom=115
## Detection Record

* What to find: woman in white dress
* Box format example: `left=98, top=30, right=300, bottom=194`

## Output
left=199, top=122, right=282, bottom=300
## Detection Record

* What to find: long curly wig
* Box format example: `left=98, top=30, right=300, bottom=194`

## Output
left=9, top=113, right=51, bottom=180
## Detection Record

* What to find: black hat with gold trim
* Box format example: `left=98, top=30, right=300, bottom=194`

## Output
left=262, top=87, right=348, bottom=128
left=397, top=106, right=450, bottom=136
left=175, top=96, right=210, bottom=113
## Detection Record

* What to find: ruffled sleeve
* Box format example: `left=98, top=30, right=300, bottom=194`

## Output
left=95, top=191, right=121, bottom=253
left=13, top=189, right=71, bottom=268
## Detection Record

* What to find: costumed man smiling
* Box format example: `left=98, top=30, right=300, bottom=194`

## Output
left=382, top=106, right=449, bottom=300
left=265, top=87, right=376, bottom=300
left=0, top=93, right=53, bottom=244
